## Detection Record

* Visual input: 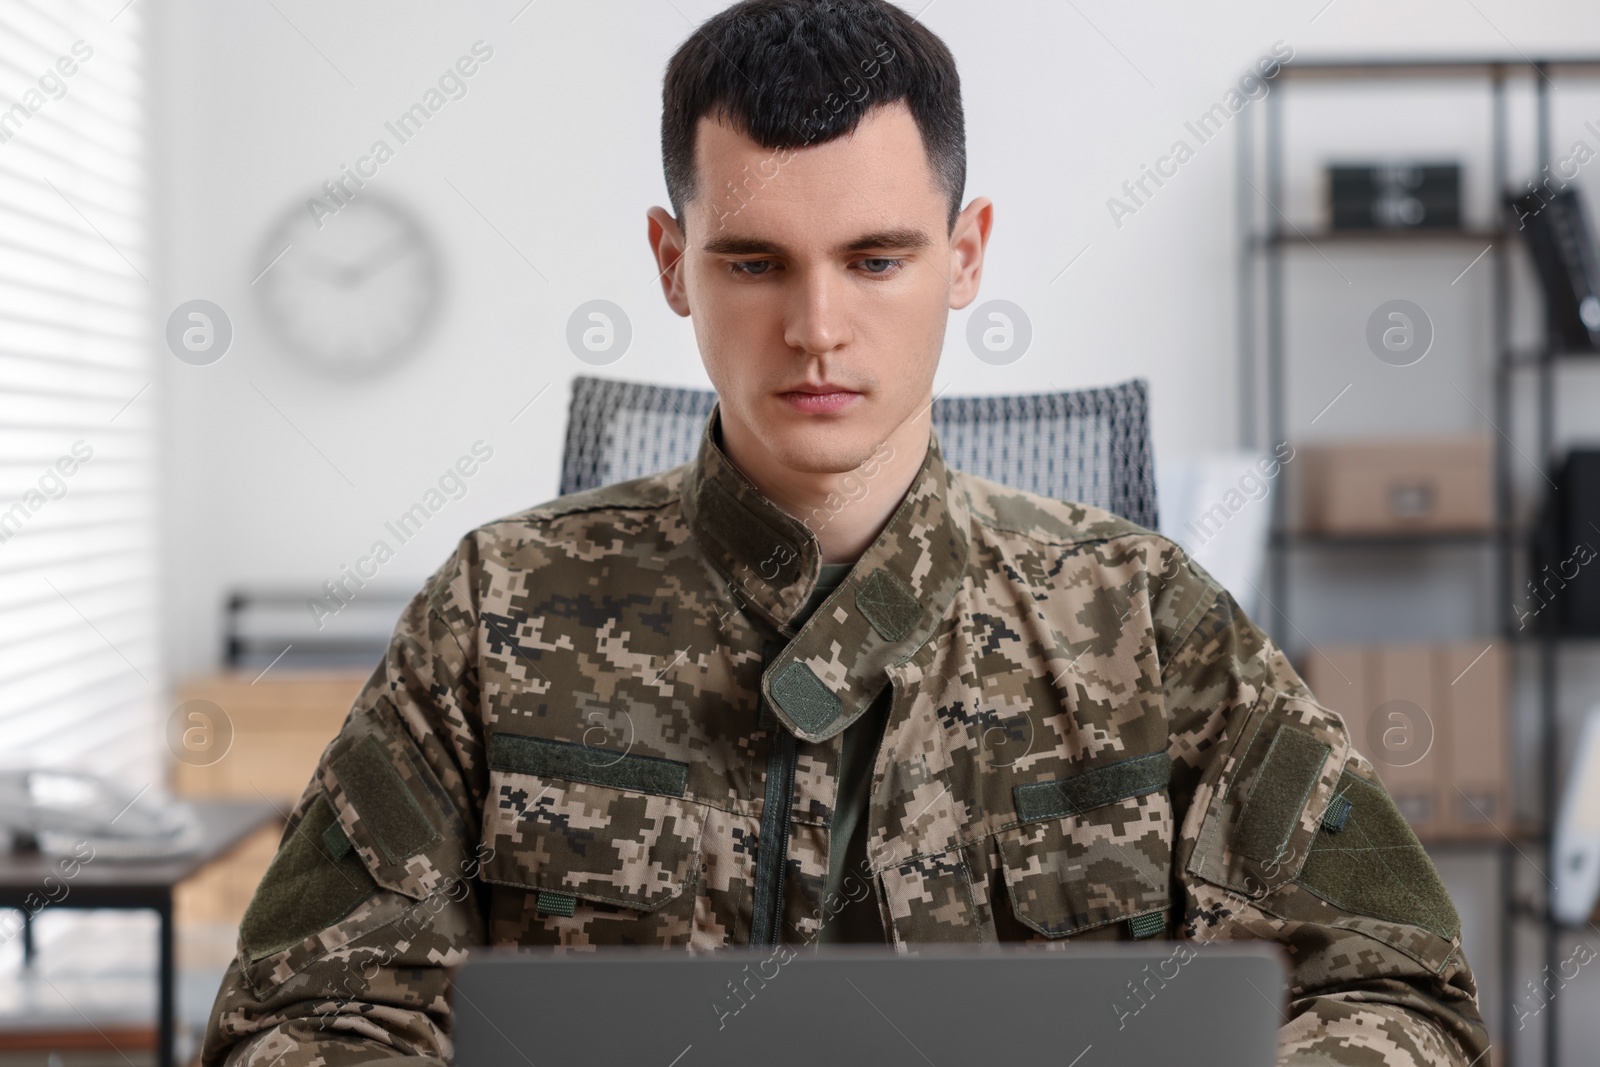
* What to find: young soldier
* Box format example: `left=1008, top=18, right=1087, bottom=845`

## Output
left=203, top=2, right=1489, bottom=1064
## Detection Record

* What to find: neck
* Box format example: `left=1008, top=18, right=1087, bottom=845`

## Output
left=718, top=405, right=932, bottom=565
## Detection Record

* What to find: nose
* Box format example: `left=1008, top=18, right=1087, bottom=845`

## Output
left=782, top=264, right=851, bottom=358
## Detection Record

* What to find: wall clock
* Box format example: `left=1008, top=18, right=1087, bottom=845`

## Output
left=255, top=191, right=441, bottom=377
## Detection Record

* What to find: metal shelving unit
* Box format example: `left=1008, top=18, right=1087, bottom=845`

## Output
left=1240, top=55, right=1600, bottom=1067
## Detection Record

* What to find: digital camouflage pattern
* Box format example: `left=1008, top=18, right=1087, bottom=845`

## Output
left=202, top=402, right=1490, bottom=1066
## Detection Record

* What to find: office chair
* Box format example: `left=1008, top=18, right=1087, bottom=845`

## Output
left=558, top=375, right=1158, bottom=529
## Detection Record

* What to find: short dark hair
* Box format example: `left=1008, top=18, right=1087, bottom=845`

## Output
left=661, top=0, right=966, bottom=237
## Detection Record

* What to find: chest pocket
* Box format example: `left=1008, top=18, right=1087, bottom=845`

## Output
left=480, top=733, right=705, bottom=921
left=996, top=750, right=1174, bottom=939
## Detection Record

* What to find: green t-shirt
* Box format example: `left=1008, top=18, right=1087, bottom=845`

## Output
left=788, top=561, right=893, bottom=944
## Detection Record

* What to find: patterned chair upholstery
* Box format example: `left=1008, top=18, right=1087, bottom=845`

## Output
left=558, top=375, right=1157, bottom=529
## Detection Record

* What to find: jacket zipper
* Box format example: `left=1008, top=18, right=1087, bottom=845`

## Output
left=751, top=639, right=796, bottom=947
left=751, top=729, right=796, bottom=946
left=859, top=676, right=897, bottom=939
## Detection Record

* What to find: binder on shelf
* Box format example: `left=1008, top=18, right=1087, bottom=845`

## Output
left=1508, top=185, right=1600, bottom=352
left=1528, top=451, right=1600, bottom=636
left=1440, top=642, right=1510, bottom=829
left=1304, top=644, right=1440, bottom=838
left=1302, top=642, right=1508, bottom=841
left=1373, top=645, right=1443, bottom=836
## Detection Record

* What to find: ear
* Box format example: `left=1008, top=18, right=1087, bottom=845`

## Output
left=646, top=206, right=692, bottom=317
left=946, top=197, right=994, bottom=312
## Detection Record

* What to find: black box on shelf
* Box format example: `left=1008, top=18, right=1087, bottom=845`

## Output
left=1328, top=162, right=1461, bottom=230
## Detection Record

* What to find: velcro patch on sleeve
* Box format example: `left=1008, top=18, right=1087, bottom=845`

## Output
left=1298, top=772, right=1460, bottom=941
left=1233, top=725, right=1330, bottom=863
left=1013, top=750, right=1172, bottom=823
left=489, top=732, right=689, bottom=797
left=329, top=734, right=442, bottom=864
left=239, top=792, right=376, bottom=961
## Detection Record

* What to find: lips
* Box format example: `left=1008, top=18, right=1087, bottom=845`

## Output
left=780, top=384, right=857, bottom=395
left=777, top=387, right=860, bottom=414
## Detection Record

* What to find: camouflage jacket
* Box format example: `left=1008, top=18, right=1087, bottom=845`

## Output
left=203, top=403, right=1489, bottom=1067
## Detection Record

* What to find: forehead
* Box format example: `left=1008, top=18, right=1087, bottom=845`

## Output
left=689, top=100, right=945, bottom=245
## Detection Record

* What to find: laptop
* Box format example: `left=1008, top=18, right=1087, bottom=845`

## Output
left=452, top=942, right=1286, bottom=1066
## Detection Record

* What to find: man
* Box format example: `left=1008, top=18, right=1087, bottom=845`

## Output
left=203, top=1, right=1490, bottom=1064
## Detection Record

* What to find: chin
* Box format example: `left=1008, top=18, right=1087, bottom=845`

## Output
left=748, top=416, right=864, bottom=473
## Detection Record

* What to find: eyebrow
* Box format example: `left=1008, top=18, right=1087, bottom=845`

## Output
left=698, top=227, right=932, bottom=258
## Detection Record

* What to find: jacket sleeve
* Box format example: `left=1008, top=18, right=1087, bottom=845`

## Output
left=1158, top=551, right=1491, bottom=1067
left=201, top=540, right=489, bottom=1067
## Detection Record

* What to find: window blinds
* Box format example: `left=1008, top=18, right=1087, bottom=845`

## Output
left=0, top=0, right=159, bottom=782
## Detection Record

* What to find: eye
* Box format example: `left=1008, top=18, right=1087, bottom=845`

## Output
left=857, top=257, right=904, bottom=276
left=727, top=259, right=774, bottom=277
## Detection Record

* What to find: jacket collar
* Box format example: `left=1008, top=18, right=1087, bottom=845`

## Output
left=681, top=400, right=971, bottom=742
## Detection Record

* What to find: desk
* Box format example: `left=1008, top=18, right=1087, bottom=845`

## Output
left=0, top=799, right=281, bottom=1067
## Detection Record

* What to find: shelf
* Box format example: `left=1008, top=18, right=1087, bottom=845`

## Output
left=1505, top=628, right=1600, bottom=644
left=1244, top=54, right=1584, bottom=1064
left=1274, top=56, right=1600, bottom=81
left=1506, top=897, right=1600, bottom=931
left=1419, top=828, right=1540, bottom=849
left=1508, top=345, right=1600, bottom=368
left=1258, top=227, right=1504, bottom=247
left=1270, top=528, right=1502, bottom=549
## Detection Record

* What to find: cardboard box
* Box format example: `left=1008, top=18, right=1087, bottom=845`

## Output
left=170, top=671, right=367, bottom=929
left=1372, top=644, right=1442, bottom=835
left=171, top=671, right=367, bottom=800
left=1440, top=642, right=1511, bottom=830
left=1301, top=642, right=1508, bottom=841
left=1295, top=436, right=1493, bottom=536
left=173, top=822, right=282, bottom=926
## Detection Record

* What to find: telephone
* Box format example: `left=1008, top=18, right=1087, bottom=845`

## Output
left=0, top=768, right=202, bottom=861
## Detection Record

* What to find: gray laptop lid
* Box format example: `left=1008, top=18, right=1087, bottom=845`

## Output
left=452, top=942, right=1285, bottom=1067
